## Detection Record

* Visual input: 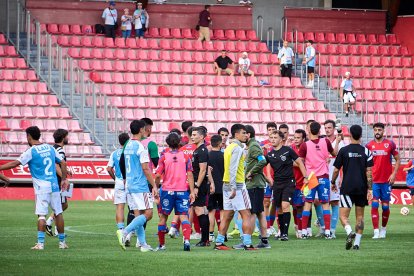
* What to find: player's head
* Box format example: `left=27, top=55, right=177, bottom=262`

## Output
left=53, top=129, right=69, bottom=145
left=279, top=124, right=289, bottom=142
left=170, top=128, right=182, bottom=137
left=191, top=127, right=206, bottom=145
left=324, top=120, right=336, bottom=137
left=181, top=121, right=193, bottom=134
left=186, top=126, right=194, bottom=137
left=266, top=122, right=277, bottom=136
left=118, top=132, right=129, bottom=146
left=210, top=134, right=222, bottom=149
left=245, top=124, right=255, bottom=140
left=270, top=130, right=284, bottom=147
left=310, top=122, right=321, bottom=136
left=306, top=40, right=313, bottom=46
left=130, top=120, right=146, bottom=135
left=294, top=129, right=306, bottom=147
left=166, top=132, right=181, bottom=150
left=373, top=122, right=385, bottom=140
left=218, top=127, right=229, bottom=144
left=231, top=124, right=247, bottom=143
left=205, top=4, right=210, bottom=10
left=140, top=117, right=153, bottom=137
left=306, top=119, right=315, bottom=134
left=199, top=125, right=208, bottom=135
left=350, top=125, right=363, bottom=141
left=283, top=40, right=288, bottom=47
left=25, top=126, right=41, bottom=146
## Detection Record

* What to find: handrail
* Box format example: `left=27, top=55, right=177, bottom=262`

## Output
left=266, top=27, right=274, bottom=53
left=256, top=15, right=263, bottom=41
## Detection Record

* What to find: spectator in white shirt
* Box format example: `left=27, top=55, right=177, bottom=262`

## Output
left=340, top=72, right=356, bottom=117
left=278, top=40, right=294, bottom=81
left=121, top=9, right=133, bottom=39
left=134, top=2, right=149, bottom=39
left=238, top=52, right=254, bottom=77
left=102, top=1, right=118, bottom=39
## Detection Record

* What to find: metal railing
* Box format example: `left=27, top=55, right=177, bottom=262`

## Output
left=266, top=27, right=274, bottom=53
left=255, top=15, right=264, bottom=41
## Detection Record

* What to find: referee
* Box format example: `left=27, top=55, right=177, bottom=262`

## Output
left=331, top=125, right=373, bottom=250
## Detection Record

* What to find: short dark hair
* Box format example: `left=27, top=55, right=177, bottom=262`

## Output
left=187, top=126, right=194, bottom=137
left=181, top=121, right=193, bottom=132
left=266, top=122, right=277, bottom=130
left=205, top=5, right=210, bottom=9
left=245, top=125, right=255, bottom=138
left=166, top=132, right=181, bottom=149
left=294, top=129, right=306, bottom=140
left=141, top=117, right=153, bottom=126
left=118, top=133, right=129, bottom=146
left=373, top=122, right=385, bottom=129
left=170, top=128, right=182, bottom=136
left=231, top=124, right=246, bottom=137
left=271, top=130, right=284, bottom=139
left=279, top=124, right=289, bottom=130
left=310, top=122, right=321, bottom=135
left=199, top=125, right=208, bottom=134
left=192, top=127, right=206, bottom=138
left=324, top=119, right=336, bottom=128
left=218, top=127, right=229, bottom=135
left=210, top=135, right=222, bottom=148
left=26, top=126, right=41, bottom=140
left=53, top=129, right=68, bottom=144
left=350, top=125, right=363, bottom=140
left=307, top=40, right=313, bottom=44
left=306, top=119, right=315, bottom=125
left=130, top=120, right=146, bottom=135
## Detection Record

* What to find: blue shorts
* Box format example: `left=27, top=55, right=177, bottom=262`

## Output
left=292, top=189, right=304, bottom=207
left=160, top=190, right=190, bottom=216
left=264, top=184, right=272, bottom=199
left=372, top=183, right=391, bottom=202
left=305, top=177, right=330, bottom=203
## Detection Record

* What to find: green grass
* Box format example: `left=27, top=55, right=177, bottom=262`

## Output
left=0, top=201, right=412, bottom=275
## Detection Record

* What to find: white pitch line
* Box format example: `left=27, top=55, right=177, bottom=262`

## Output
left=65, top=225, right=114, bottom=236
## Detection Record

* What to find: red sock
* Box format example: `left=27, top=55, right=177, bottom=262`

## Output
left=182, top=222, right=191, bottom=241
left=215, top=210, right=221, bottom=228
left=297, top=215, right=302, bottom=231
left=267, top=219, right=271, bottom=229
left=302, top=213, right=310, bottom=231
left=323, top=213, right=331, bottom=231
left=158, top=225, right=166, bottom=246
left=382, top=209, right=390, bottom=227
left=293, top=208, right=298, bottom=226
left=193, top=214, right=201, bottom=234
left=371, top=207, right=379, bottom=229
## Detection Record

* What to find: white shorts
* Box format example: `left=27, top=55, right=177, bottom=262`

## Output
left=127, top=192, right=154, bottom=211
left=343, top=92, right=355, bottom=104
left=35, top=192, right=63, bottom=216
left=114, top=188, right=127, bottom=205
left=330, top=184, right=340, bottom=201
left=223, top=185, right=251, bottom=211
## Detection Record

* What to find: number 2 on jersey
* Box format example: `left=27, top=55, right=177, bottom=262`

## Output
left=43, top=157, right=53, bottom=176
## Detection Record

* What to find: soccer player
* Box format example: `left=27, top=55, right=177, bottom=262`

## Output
left=291, top=129, right=306, bottom=238
left=331, top=125, right=373, bottom=250
left=218, top=127, right=229, bottom=150
left=245, top=125, right=269, bottom=248
left=278, top=124, right=290, bottom=145
left=0, top=126, right=69, bottom=250
left=191, top=127, right=211, bottom=246
left=155, top=132, right=195, bottom=251
left=266, top=130, right=308, bottom=241
left=107, top=133, right=130, bottom=233
left=214, top=124, right=256, bottom=250
left=116, top=120, right=159, bottom=252
left=45, top=128, right=71, bottom=237
left=140, top=117, right=159, bottom=168
left=299, top=122, right=336, bottom=239
left=180, top=121, right=193, bottom=146
left=207, top=135, right=225, bottom=242
left=366, top=122, right=400, bottom=239
left=324, top=120, right=345, bottom=239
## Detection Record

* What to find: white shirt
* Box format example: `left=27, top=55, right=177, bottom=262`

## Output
left=340, top=78, right=353, bottom=91
left=102, top=8, right=118, bottom=26
left=121, top=15, right=132, bottom=30
left=329, top=137, right=346, bottom=185
left=278, top=47, right=294, bottom=64
left=133, top=9, right=149, bottom=29
left=238, top=57, right=251, bottom=71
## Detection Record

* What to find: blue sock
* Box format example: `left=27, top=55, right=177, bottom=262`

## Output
left=331, top=205, right=339, bottom=231
left=315, top=204, right=325, bottom=227
left=137, top=224, right=146, bottom=245
left=117, top=222, right=125, bottom=230
left=255, top=217, right=260, bottom=230
left=242, top=234, right=252, bottom=246
left=233, top=211, right=239, bottom=227
left=58, top=233, right=65, bottom=242
left=38, top=231, right=45, bottom=244
left=125, top=214, right=147, bottom=235
left=216, top=233, right=225, bottom=244
left=236, top=218, right=244, bottom=236
left=266, top=216, right=270, bottom=223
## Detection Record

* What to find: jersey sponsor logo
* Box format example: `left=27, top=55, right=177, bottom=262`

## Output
left=348, top=152, right=362, bottom=158
left=69, top=165, right=95, bottom=175
left=162, top=199, right=169, bottom=206
left=372, top=150, right=388, bottom=156
left=384, top=143, right=389, bottom=148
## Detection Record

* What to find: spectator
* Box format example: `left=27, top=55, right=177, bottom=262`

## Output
left=340, top=72, right=356, bottom=117
left=278, top=40, right=294, bottom=81
left=198, top=5, right=211, bottom=42
left=303, top=40, right=316, bottom=88
left=102, top=1, right=118, bottom=39
left=121, top=9, right=133, bottom=39
left=238, top=52, right=254, bottom=77
left=134, top=2, right=149, bottom=39
left=214, top=50, right=234, bottom=76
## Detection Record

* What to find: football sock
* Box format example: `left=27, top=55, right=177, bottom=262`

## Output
left=301, top=210, right=310, bottom=234
left=182, top=220, right=191, bottom=242
left=158, top=224, right=167, bottom=246
left=381, top=205, right=390, bottom=227
left=216, top=233, right=225, bottom=244
left=344, top=224, right=352, bottom=235
left=215, top=210, right=221, bottom=228
left=371, top=201, right=380, bottom=229
left=261, top=237, right=269, bottom=244
left=137, top=224, right=146, bottom=245
left=58, top=233, right=65, bottom=242
left=268, top=215, right=276, bottom=228
left=266, top=216, right=270, bottom=228
left=277, top=214, right=284, bottom=235
left=236, top=218, right=244, bottom=235
left=117, top=222, right=124, bottom=230
left=193, top=214, right=201, bottom=234
left=293, top=208, right=298, bottom=227
left=315, top=204, right=325, bottom=227
left=176, top=220, right=181, bottom=232
left=331, top=205, right=339, bottom=232
left=255, top=217, right=260, bottom=231
left=242, top=234, right=252, bottom=246
left=125, top=214, right=146, bottom=235
left=127, top=209, right=135, bottom=226
left=354, top=233, right=362, bottom=246
left=323, top=209, right=331, bottom=232
left=282, top=212, right=291, bottom=236
left=198, top=214, right=210, bottom=243
left=37, top=231, right=45, bottom=244
left=307, top=210, right=312, bottom=228
left=297, top=212, right=302, bottom=231
left=46, top=217, right=54, bottom=226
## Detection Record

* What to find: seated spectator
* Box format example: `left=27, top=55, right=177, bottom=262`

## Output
left=214, top=50, right=234, bottom=76
left=238, top=52, right=254, bottom=77
left=102, top=1, right=118, bottom=39
left=340, top=72, right=356, bottom=117
left=121, top=9, right=133, bottom=39
left=134, top=2, right=149, bottom=38
left=278, top=40, right=294, bottom=81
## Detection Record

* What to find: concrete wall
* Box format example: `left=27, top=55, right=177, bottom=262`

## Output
left=0, top=0, right=26, bottom=36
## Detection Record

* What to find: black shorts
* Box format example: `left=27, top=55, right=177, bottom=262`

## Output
left=248, top=187, right=265, bottom=214
left=193, top=183, right=209, bottom=207
left=339, top=194, right=368, bottom=208
left=307, top=66, right=315, bottom=73
left=273, top=179, right=295, bottom=207
left=208, top=193, right=223, bottom=211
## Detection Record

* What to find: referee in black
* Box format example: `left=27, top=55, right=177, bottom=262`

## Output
left=331, top=125, right=373, bottom=250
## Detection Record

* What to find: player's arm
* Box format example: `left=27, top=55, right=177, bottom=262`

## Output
left=148, top=141, right=159, bottom=168
left=107, top=166, right=116, bottom=181
left=207, top=166, right=215, bottom=194
left=331, top=167, right=340, bottom=192
left=56, top=164, right=63, bottom=178
left=59, top=159, right=69, bottom=191
left=294, top=157, right=308, bottom=185
left=142, top=162, right=158, bottom=195
left=0, top=160, right=21, bottom=171
left=389, top=153, right=401, bottom=185
left=229, top=146, right=242, bottom=198
left=247, top=145, right=266, bottom=179
left=366, top=166, right=373, bottom=191
left=196, top=162, right=207, bottom=187
left=0, top=173, right=10, bottom=187
left=187, top=171, right=195, bottom=203
left=154, top=155, right=165, bottom=189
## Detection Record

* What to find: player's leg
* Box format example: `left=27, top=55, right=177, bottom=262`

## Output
left=353, top=205, right=365, bottom=250
left=32, top=193, right=50, bottom=250
left=249, top=188, right=270, bottom=248
left=175, top=191, right=192, bottom=251
left=380, top=184, right=391, bottom=238
left=215, top=208, right=234, bottom=250
left=330, top=182, right=340, bottom=238
left=371, top=183, right=381, bottom=238
left=157, top=190, right=172, bottom=250
left=239, top=209, right=254, bottom=249
left=339, top=194, right=354, bottom=250
left=45, top=212, right=55, bottom=236
left=293, top=189, right=304, bottom=238
left=114, top=188, right=127, bottom=231
left=264, top=185, right=275, bottom=235
left=208, top=194, right=217, bottom=241
left=301, top=187, right=316, bottom=238
left=318, top=178, right=332, bottom=238
left=168, top=214, right=180, bottom=238
left=313, top=198, right=325, bottom=237
left=51, top=192, right=67, bottom=248
left=194, top=204, right=210, bottom=246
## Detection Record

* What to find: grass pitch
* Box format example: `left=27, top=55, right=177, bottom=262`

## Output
left=0, top=200, right=412, bottom=275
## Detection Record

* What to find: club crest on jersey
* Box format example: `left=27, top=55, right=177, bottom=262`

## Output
left=162, top=199, right=169, bottom=206
left=281, top=156, right=286, bottom=161
left=384, top=143, right=389, bottom=148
